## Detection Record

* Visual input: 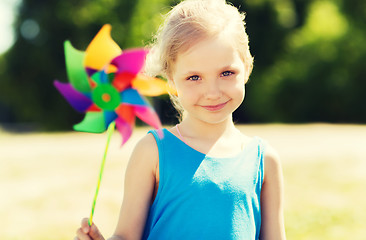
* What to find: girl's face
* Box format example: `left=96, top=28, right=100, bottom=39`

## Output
left=171, top=34, right=247, bottom=125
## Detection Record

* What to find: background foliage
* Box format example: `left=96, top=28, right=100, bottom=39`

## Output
left=0, top=0, right=365, bottom=130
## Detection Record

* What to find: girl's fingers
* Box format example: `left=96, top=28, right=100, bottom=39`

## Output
left=79, top=218, right=105, bottom=240
left=89, top=223, right=105, bottom=240
left=76, top=227, right=91, bottom=240
left=81, top=218, right=91, bottom=234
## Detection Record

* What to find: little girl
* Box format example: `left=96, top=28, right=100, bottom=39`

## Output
left=75, top=0, right=286, bottom=239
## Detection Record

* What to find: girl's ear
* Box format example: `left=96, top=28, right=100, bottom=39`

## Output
left=166, top=72, right=175, bottom=88
left=167, top=77, right=178, bottom=96
left=168, top=77, right=174, bottom=86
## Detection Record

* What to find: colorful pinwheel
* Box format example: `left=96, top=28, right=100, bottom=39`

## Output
left=54, top=24, right=170, bottom=144
left=54, top=24, right=170, bottom=226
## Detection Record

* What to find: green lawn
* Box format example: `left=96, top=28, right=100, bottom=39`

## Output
left=1, top=124, right=365, bottom=239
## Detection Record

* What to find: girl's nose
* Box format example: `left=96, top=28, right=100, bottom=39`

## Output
left=204, top=79, right=222, bottom=100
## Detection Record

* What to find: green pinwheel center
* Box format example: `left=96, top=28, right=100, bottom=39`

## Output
left=92, top=84, right=121, bottom=110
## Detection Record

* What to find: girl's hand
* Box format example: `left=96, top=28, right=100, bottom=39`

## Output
left=75, top=218, right=105, bottom=240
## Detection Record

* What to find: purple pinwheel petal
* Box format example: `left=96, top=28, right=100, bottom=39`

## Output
left=111, top=49, right=148, bottom=75
left=121, top=88, right=149, bottom=107
left=115, top=117, right=134, bottom=145
left=134, top=105, right=162, bottom=129
left=85, top=67, right=98, bottom=77
left=54, top=80, right=92, bottom=112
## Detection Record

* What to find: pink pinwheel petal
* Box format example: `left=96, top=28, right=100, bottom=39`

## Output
left=134, top=106, right=162, bottom=129
left=54, top=80, right=92, bottom=112
left=115, top=117, right=134, bottom=145
left=111, top=49, right=148, bottom=75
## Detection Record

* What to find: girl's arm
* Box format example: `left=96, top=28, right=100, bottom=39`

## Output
left=75, top=134, right=158, bottom=240
left=112, top=133, right=159, bottom=240
left=260, top=145, right=286, bottom=240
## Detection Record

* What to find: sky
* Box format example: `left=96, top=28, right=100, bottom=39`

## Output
left=0, top=0, right=21, bottom=55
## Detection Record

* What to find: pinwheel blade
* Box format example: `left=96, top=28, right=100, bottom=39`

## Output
left=90, top=71, right=108, bottom=85
left=115, top=118, right=134, bottom=145
left=135, top=106, right=162, bottom=129
left=54, top=80, right=92, bottom=112
left=111, top=49, right=148, bottom=75
left=132, top=74, right=172, bottom=96
left=64, top=41, right=90, bottom=93
left=121, top=88, right=149, bottom=107
left=115, top=104, right=135, bottom=125
left=84, top=24, right=121, bottom=72
left=112, top=72, right=135, bottom=92
left=87, top=104, right=102, bottom=112
left=74, top=112, right=106, bottom=133
left=103, top=110, right=118, bottom=129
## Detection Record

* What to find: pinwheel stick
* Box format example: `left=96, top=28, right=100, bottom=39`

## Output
left=88, top=121, right=116, bottom=226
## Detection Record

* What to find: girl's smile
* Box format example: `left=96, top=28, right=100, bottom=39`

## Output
left=199, top=99, right=231, bottom=112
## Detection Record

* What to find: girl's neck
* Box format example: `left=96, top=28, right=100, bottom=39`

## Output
left=176, top=114, right=247, bottom=158
left=178, top=115, right=238, bottom=142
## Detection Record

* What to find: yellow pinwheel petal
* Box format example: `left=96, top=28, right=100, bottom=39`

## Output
left=132, top=74, right=176, bottom=96
left=84, top=24, right=122, bottom=71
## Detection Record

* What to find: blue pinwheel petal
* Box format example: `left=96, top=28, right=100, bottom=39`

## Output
left=91, top=70, right=109, bottom=84
left=104, top=110, right=118, bottom=128
left=121, top=88, right=150, bottom=107
left=54, top=80, right=92, bottom=112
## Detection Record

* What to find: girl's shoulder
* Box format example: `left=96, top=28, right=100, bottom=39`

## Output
left=261, top=141, right=282, bottom=182
left=128, top=131, right=159, bottom=173
left=134, top=131, right=159, bottom=154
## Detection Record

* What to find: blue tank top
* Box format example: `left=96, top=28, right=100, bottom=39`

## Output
left=142, top=128, right=265, bottom=240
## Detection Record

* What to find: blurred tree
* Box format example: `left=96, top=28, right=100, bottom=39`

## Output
left=0, top=0, right=365, bottom=130
left=241, top=0, right=366, bottom=123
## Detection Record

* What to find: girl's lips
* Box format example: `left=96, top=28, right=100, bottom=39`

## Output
left=201, top=100, right=229, bottom=111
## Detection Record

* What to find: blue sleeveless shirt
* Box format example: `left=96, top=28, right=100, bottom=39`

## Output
left=142, top=128, right=265, bottom=240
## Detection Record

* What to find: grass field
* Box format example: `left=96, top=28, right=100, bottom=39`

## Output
left=0, top=124, right=365, bottom=240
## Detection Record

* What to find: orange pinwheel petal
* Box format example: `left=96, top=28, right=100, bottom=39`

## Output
left=132, top=74, right=176, bottom=96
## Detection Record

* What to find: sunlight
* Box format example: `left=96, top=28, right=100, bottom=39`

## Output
left=0, top=0, right=21, bottom=54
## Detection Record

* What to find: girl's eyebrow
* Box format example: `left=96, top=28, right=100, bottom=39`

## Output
left=180, top=70, right=202, bottom=77
left=219, top=64, right=239, bottom=71
left=179, top=64, right=240, bottom=77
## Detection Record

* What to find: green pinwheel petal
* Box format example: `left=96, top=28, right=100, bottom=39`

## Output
left=64, top=41, right=90, bottom=93
left=73, top=112, right=106, bottom=133
left=90, top=71, right=103, bottom=85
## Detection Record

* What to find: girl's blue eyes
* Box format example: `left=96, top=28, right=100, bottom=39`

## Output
left=188, top=75, right=200, bottom=81
left=187, top=71, right=234, bottom=81
left=221, top=71, right=234, bottom=77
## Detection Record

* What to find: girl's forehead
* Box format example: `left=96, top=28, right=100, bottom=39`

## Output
left=183, top=34, right=235, bottom=55
left=173, top=36, right=244, bottom=75
left=180, top=36, right=240, bottom=60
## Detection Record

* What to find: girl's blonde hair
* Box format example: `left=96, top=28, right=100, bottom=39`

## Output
left=145, top=0, right=254, bottom=120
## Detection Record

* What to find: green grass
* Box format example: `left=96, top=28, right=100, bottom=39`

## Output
left=0, top=124, right=365, bottom=239
left=284, top=159, right=366, bottom=239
